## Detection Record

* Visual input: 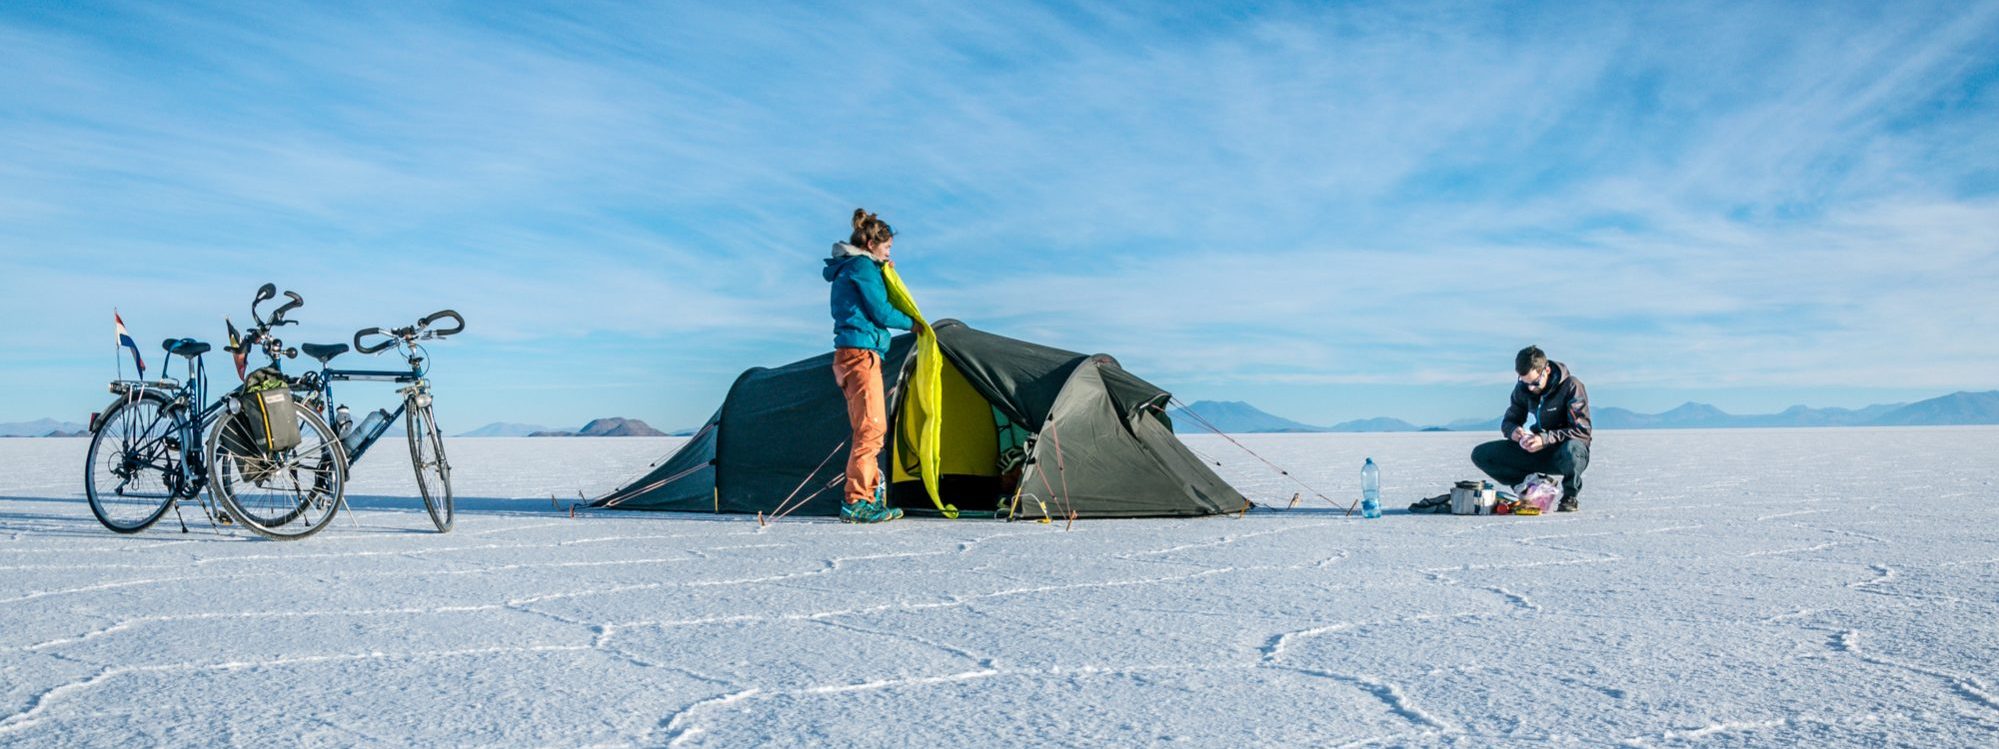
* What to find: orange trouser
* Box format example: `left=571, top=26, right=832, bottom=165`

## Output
left=832, top=348, right=886, bottom=504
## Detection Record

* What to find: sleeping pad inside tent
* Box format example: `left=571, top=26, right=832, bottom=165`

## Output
left=591, top=320, right=1245, bottom=519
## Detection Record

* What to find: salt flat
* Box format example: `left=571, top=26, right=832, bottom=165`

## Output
left=1, top=429, right=1995, bottom=747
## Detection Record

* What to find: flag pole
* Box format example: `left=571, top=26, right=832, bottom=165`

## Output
left=114, top=307, right=123, bottom=381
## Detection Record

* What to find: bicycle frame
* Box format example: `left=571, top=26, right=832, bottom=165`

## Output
left=103, top=355, right=227, bottom=501
left=88, top=283, right=361, bottom=540
left=313, top=361, right=426, bottom=465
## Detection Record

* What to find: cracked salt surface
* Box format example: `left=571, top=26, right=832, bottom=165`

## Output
left=2, top=428, right=1997, bottom=747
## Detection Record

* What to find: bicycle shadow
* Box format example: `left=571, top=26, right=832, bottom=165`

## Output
left=0, top=495, right=234, bottom=542
left=1, top=492, right=768, bottom=543
left=341, top=493, right=754, bottom=525
left=340, top=493, right=590, bottom=516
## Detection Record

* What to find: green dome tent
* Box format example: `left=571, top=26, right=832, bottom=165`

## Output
left=591, top=320, right=1246, bottom=519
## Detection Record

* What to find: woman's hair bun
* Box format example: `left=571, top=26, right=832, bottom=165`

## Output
left=849, top=208, right=893, bottom=248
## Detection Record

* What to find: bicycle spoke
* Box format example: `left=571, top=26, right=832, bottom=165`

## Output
left=408, top=402, right=453, bottom=532
left=209, top=403, right=346, bottom=540
left=86, top=393, right=180, bottom=532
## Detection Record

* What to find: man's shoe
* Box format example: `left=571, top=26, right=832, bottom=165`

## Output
left=1557, top=495, right=1580, bottom=513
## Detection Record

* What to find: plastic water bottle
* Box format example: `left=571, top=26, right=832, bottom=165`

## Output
left=1361, top=458, right=1381, bottom=519
left=343, top=409, right=391, bottom=455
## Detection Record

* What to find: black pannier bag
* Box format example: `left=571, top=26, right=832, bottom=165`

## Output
left=235, top=367, right=302, bottom=454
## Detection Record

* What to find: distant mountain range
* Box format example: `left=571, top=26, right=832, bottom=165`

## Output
left=0, top=419, right=87, bottom=438
left=1170, top=391, right=1999, bottom=433
left=1164, top=401, right=1326, bottom=432
left=458, top=418, right=684, bottom=437
left=456, top=418, right=667, bottom=438
left=534, top=418, right=669, bottom=437
left=457, top=422, right=554, bottom=437
left=1166, top=401, right=1428, bottom=433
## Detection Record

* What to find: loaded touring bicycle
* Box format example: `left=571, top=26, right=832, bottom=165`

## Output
left=85, top=284, right=465, bottom=539
left=85, top=285, right=348, bottom=540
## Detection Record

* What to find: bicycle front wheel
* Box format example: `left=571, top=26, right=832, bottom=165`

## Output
left=84, top=391, right=181, bottom=533
left=407, top=400, right=453, bottom=532
left=206, top=403, right=347, bottom=540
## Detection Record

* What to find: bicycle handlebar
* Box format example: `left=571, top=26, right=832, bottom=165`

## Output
left=418, top=309, right=465, bottom=337
left=269, top=291, right=304, bottom=326
left=250, top=283, right=276, bottom=327
left=354, top=327, right=399, bottom=355
left=353, top=309, right=466, bottom=355
left=249, top=283, right=305, bottom=329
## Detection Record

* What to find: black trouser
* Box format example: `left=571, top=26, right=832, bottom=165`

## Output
left=1471, top=438, right=1590, bottom=499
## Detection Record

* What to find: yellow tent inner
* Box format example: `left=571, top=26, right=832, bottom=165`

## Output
left=892, top=357, right=1002, bottom=506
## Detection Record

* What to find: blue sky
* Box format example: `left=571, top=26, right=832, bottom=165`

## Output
left=4, top=1, right=1996, bottom=430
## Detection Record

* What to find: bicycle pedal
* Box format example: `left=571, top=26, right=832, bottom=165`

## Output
left=216, top=512, right=234, bottom=526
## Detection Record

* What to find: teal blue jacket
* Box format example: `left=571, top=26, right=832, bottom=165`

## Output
left=823, top=242, right=914, bottom=358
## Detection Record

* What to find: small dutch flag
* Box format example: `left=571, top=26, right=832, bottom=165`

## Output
left=116, top=311, right=145, bottom=378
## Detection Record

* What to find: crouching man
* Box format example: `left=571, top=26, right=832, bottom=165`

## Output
left=1472, top=346, right=1592, bottom=512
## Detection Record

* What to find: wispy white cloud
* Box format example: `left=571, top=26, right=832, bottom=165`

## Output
left=2, top=1, right=1995, bottom=425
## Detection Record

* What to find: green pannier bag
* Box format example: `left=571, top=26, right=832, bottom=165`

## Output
left=235, top=367, right=302, bottom=454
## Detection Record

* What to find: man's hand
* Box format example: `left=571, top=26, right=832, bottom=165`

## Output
left=1520, top=434, right=1546, bottom=453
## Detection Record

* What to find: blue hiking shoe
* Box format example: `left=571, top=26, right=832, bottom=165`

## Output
left=876, top=483, right=903, bottom=519
left=840, top=497, right=902, bottom=524
left=841, top=485, right=902, bottom=524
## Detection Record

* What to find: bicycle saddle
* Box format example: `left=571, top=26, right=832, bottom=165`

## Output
left=301, top=342, right=349, bottom=364
left=161, top=338, right=210, bottom=358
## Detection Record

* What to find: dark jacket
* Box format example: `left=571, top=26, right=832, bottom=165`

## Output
left=1501, top=361, right=1592, bottom=444
left=823, top=242, right=914, bottom=359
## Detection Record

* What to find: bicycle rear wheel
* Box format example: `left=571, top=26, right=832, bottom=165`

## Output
left=407, top=400, right=453, bottom=532
left=84, top=391, right=180, bottom=533
left=206, top=403, right=347, bottom=540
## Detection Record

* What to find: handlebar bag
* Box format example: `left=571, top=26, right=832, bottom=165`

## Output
left=235, top=367, right=303, bottom=454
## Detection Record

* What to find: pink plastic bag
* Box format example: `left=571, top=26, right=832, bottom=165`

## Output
left=1519, top=474, right=1562, bottom=513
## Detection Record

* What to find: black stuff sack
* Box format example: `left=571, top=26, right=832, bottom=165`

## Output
left=236, top=368, right=302, bottom=454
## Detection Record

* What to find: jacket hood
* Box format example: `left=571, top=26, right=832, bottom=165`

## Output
left=822, top=248, right=870, bottom=282
left=823, top=242, right=877, bottom=281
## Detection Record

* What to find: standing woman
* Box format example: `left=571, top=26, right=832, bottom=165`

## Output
left=823, top=209, right=921, bottom=523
